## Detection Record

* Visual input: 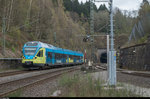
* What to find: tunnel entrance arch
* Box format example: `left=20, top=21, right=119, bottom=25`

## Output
left=97, top=48, right=107, bottom=64
left=100, top=52, right=107, bottom=63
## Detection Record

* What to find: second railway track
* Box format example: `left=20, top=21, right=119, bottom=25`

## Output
left=93, top=63, right=150, bottom=78
left=0, top=66, right=80, bottom=97
left=120, top=70, right=150, bottom=78
left=0, top=70, right=31, bottom=77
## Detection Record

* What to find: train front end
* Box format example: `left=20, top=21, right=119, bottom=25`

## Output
left=22, top=41, right=46, bottom=69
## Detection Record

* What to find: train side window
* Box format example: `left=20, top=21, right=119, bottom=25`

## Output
left=63, top=54, right=67, bottom=59
left=69, top=55, right=71, bottom=59
left=48, top=52, right=52, bottom=58
left=55, top=53, right=60, bottom=59
left=59, top=54, right=62, bottom=59
left=70, top=55, right=73, bottom=59
left=55, top=53, right=57, bottom=59
left=56, top=53, right=63, bottom=59
left=60, top=54, right=62, bottom=59
left=37, top=50, right=43, bottom=57
left=78, top=56, right=80, bottom=60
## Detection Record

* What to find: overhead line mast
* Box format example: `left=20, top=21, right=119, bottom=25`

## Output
left=94, top=0, right=117, bottom=86
left=90, top=0, right=95, bottom=63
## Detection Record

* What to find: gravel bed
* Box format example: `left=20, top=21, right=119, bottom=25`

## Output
left=117, top=72, right=150, bottom=88
left=21, top=70, right=82, bottom=97
left=0, top=67, right=73, bottom=84
left=91, top=70, right=150, bottom=88
left=4, top=65, right=150, bottom=97
left=0, top=67, right=78, bottom=95
left=0, top=70, right=20, bottom=74
left=0, top=70, right=53, bottom=84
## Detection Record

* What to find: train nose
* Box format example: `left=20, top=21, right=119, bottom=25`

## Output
left=25, top=61, right=33, bottom=65
left=25, top=56, right=34, bottom=59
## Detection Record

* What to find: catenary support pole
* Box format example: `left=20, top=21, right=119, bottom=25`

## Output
left=109, top=0, right=116, bottom=86
left=107, top=35, right=109, bottom=81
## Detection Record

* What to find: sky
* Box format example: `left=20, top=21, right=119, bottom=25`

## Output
left=78, top=0, right=146, bottom=11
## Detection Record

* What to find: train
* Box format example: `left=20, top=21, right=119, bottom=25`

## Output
left=22, top=41, right=84, bottom=69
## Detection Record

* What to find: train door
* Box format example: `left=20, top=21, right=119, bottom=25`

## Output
left=66, top=55, right=69, bottom=63
left=46, top=52, right=52, bottom=65
left=35, top=48, right=46, bottom=64
left=52, top=53, right=55, bottom=65
left=74, top=55, right=76, bottom=63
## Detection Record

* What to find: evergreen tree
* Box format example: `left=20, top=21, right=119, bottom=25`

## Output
left=138, top=0, right=150, bottom=18
left=63, top=0, right=97, bottom=18
left=63, top=0, right=73, bottom=11
left=98, top=4, right=107, bottom=11
left=143, top=0, right=149, bottom=4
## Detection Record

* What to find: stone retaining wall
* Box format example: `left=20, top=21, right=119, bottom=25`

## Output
left=0, top=60, right=22, bottom=69
left=119, top=36, right=150, bottom=71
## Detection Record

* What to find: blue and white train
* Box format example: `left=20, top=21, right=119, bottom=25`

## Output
left=22, top=41, right=84, bottom=69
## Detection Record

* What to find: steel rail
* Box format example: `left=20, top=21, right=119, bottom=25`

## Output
left=120, top=71, right=150, bottom=78
left=93, top=63, right=150, bottom=78
left=0, top=66, right=80, bottom=97
left=0, top=58, right=21, bottom=60
left=0, top=70, right=30, bottom=77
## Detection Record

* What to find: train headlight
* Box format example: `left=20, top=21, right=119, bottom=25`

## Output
left=33, top=57, right=37, bottom=59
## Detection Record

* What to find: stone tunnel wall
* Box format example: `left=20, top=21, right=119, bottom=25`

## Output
left=97, top=49, right=107, bottom=64
left=119, top=38, right=150, bottom=71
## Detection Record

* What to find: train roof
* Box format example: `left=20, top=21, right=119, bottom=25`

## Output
left=24, top=41, right=83, bottom=56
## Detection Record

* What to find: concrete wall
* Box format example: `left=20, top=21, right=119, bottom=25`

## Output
left=119, top=36, right=150, bottom=71
left=0, top=60, right=22, bottom=69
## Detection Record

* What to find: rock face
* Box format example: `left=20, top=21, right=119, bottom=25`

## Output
left=119, top=36, right=150, bottom=71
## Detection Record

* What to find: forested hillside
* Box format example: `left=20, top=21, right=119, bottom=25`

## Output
left=0, top=0, right=87, bottom=58
left=63, top=0, right=135, bottom=50
left=129, top=0, right=150, bottom=45
left=0, top=0, right=149, bottom=58
left=64, top=0, right=150, bottom=49
left=120, top=0, right=150, bottom=48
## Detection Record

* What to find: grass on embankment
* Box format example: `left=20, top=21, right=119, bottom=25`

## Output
left=58, top=72, right=140, bottom=97
left=6, top=89, right=23, bottom=97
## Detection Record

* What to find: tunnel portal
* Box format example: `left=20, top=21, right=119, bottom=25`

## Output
left=97, top=49, right=107, bottom=64
left=100, top=52, right=107, bottom=63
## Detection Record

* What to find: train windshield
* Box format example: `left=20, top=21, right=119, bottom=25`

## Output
left=24, top=47, right=37, bottom=56
left=26, top=42, right=38, bottom=46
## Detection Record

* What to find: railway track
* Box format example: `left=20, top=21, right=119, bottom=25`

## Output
left=0, top=66, right=80, bottom=97
left=120, top=70, right=150, bottom=78
left=0, top=70, right=31, bottom=77
left=93, top=63, right=107, bottom=70
left=93, top=63, right=150, bottom=78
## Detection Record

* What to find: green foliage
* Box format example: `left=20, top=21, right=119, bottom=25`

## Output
left=16, top=29, right=21, bottom=40
left=24, top=19, right=31, bottom=29
left=52, top=0, right=58, bottom=6
left=98, top=4, right=108, bottom=11
left=129, top=0, right=150, bottom=44
left=94, top=10, right=109, bottom=33
left=0, top=0, right=135, bottom=59
left=114, top=8, right=134, bottom=35
left=63, top=0, right=100, bottom=18
left=58, top=73, right=140, bottom=97
left=12, top=45, right=15, bottom=53
left=139, top=0, right=150, bottom=17
left=138, top=33, right=149, bottom=43
left=59, top=73, right=80, bottom=87
left=6, top=89, right=22, bottom=97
